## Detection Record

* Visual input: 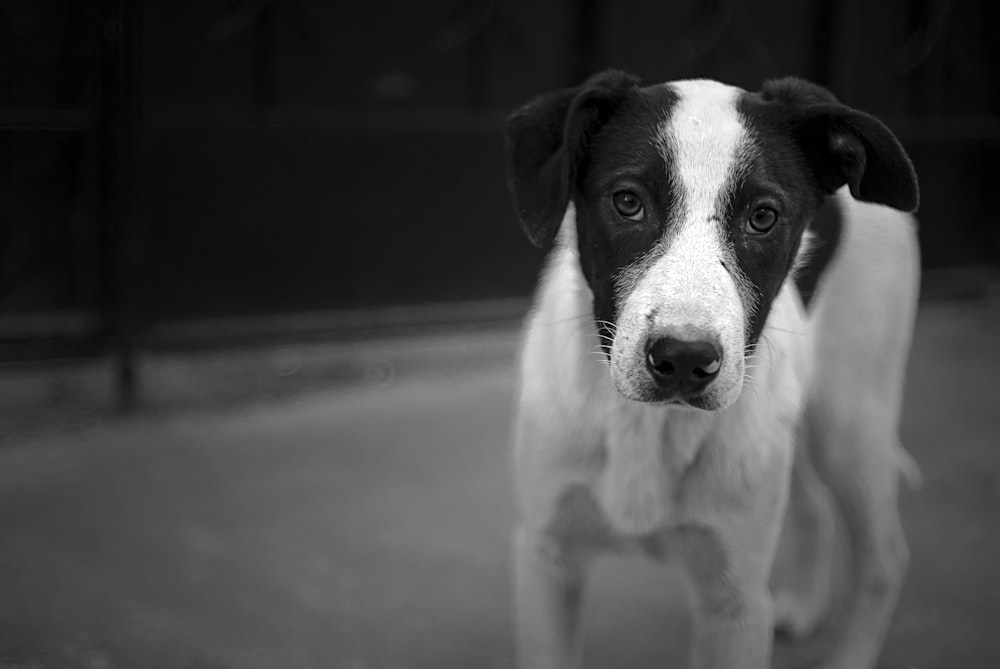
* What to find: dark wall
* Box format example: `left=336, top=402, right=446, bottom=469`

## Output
left=139, top=0, right=577, bottom=322
left=2, top=0, right=999, bottom=354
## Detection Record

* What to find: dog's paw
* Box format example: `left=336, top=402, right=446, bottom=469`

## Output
left=897, top=444, right=923, bottom=490
left=772, top=590, right=826, bottom=641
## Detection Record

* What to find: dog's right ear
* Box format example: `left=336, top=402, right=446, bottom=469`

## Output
left=760, top=77, right=919, bottom=213
left=505, top=70, right=640, bottom=247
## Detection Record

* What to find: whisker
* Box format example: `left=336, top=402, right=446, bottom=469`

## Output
left=594, top=323, right=619, bottom=337
left=759, top=333, right=778, bottom=361
left=548, top=312, right=595, bottom=326
left=584, top=347, right=613, bottom=366
left=767, top=326, right=805, bottom=336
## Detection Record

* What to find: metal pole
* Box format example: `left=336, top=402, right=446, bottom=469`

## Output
left=100, top=0, right=142, bottom=411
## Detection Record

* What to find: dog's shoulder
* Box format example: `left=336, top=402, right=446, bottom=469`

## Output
left=794, top=195, right=844, bottom=309
left=794, top=188, right=918, bottom=314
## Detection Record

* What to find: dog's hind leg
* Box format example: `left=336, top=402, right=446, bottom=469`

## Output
left=792, top=193, right=919, bottom=669
left=769, top=425, right=837, bottom=640
left=513, top=525, right=588, bottom=669
left=808, top=415, right=910, bottom=669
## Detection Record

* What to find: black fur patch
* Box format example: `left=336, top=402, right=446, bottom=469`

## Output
left=736, top=77, right=917, bottom=322
left=505, top=70, right=642, bottom=248
left=571, top=85, right=681, bottom=337
left=756, top=77, right=919, bottom=212
left=794, top=196, right=844, bottom=309
left=721, top=94, right=824, bottom=345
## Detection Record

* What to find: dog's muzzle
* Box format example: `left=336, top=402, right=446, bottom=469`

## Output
left=645, top=327, right=722, bottom=402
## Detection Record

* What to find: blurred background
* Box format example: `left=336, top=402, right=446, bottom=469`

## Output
left=1, top=1, right=998, bottom=668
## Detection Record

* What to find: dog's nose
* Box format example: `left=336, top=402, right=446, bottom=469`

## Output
left=646, top=335, right=722, bottom=394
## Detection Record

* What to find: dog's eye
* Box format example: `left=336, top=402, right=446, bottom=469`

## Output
left=612, top=191, right=644, bottom=221
left=746, top=206, right=778, bottom=234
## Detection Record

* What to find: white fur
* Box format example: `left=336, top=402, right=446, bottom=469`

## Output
left=662, top=80, right=751, bottom=213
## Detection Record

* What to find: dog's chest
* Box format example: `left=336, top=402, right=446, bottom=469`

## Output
left=560, top=353, right=802, bottom=546
left=543, top=401, right=796, bottom=554
left=595, top=405, right=712, bottom=535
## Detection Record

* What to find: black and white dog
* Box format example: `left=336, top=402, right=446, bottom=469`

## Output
left=505, top=71, right=920, bottom=669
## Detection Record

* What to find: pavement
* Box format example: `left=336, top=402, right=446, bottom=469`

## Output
left=0, top=299, right=998, bottom=669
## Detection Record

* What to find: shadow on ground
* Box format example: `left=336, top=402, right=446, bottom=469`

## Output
left=0, top=300, right=998, bottom=668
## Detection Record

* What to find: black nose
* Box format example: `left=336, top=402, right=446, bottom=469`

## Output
left=646, top=335, right=722, bottom=395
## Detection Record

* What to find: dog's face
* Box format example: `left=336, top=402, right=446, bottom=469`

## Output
left=507, top=71, right=918, bottom=410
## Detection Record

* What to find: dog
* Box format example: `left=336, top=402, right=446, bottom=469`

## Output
left=504, top=70, right=921, bottom=669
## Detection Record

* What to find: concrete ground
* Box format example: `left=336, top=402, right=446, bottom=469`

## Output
left=0, top=299, right=998, bottom=669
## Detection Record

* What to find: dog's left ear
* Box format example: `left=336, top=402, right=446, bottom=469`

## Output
left=761, top=77, right=919, bottom=213
left=505, top=70, right=641, bottom=247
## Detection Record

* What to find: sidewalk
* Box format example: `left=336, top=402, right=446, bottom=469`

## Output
left=0, top=299, right=998, bottom=668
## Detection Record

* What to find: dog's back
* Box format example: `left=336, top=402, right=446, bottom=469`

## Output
left=809, top=192, right=920, bottom=422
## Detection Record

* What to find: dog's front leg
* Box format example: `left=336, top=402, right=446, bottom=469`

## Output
left=513, top=525, right=587, bottom=669
left=676, top=505, right=786, bottom=668
left=685, top=576, right=773, bottom=669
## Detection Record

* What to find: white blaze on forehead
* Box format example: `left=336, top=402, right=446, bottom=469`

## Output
left=660, top=80, right=750, bottom=218
left=607, top=80, right=755, bottom=410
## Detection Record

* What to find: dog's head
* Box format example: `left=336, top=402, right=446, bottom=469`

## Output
left=506, top=71, right=918, bottom=410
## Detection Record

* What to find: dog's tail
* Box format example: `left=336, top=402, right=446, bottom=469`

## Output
left=896, top=443, right=923, bottom=490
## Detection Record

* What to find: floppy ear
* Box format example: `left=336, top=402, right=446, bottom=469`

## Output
left=505, top=70, right=640, bottom=247
left=761, top=77, right=919, bottom=213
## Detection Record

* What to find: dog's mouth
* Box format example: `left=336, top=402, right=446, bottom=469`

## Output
left=674, top=393, right=724, bottom=411
left=621, top=386, right=725, bottom=411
